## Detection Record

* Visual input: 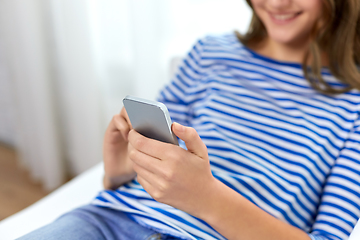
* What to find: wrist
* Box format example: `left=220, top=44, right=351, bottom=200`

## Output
left=103, top=171, right=136, bottom=190
left=196, top=178, right=244, bottom=226
left=103, top=155, right=136, bottom=189
left=194, top=177, right=228, bottom=221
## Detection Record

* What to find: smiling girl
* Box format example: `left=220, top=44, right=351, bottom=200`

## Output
left=20, top=0, right=360, bottom=240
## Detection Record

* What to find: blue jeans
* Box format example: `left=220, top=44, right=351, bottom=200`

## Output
left=17, top=204, right=181, bottom=240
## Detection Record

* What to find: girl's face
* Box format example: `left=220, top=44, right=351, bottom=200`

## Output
left=251, top=0, right=323, bottom=46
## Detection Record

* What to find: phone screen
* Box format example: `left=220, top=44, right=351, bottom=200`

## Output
left=123, top=96, right=178, bottom=145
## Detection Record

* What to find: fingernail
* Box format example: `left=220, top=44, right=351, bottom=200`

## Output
left=173, top=122, right=185, bottom=132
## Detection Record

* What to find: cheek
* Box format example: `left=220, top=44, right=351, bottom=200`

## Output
left=250, top=0, right=268, bottom=24
left=302, top=0, right=323, bottom=20
left=296, top=3, right=323, bottom=36
left=250, top=0, right=265, bottom=14
left=301, top=0, right=323, bottom=13
left=250, top=0, right=263, bottom=5
left=294, top=0, right=323, bottom=27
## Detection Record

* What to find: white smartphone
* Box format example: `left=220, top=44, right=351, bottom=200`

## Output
left=123, top=95, right=179, bottom=145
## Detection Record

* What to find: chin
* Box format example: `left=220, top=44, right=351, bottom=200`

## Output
left=267, top=30, right=305, bottom=46
left=272, top=37, right=298, bottom=45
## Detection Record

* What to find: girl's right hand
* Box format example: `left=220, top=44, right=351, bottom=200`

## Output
left=103, top=107, right=136, bottom=189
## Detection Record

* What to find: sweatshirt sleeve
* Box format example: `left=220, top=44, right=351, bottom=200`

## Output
left=308, top=114, right=360, bottom=240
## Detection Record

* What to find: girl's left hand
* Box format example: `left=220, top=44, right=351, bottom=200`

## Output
left=127, top=122, right=216, bottom=217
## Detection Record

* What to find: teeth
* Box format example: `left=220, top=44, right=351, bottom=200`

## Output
left=272, top=13, right=297, bottom=20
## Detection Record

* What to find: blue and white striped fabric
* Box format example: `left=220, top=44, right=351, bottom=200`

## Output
left=93, top=33, right=360, bottom=240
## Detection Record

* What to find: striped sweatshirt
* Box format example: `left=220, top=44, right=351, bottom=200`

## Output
left=93, top=33, right=360, bottom=240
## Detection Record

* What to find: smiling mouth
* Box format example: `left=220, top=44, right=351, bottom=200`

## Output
left=269, top=12, right=302, bottom=22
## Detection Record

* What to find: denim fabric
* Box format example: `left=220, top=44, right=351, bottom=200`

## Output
left=17, top=204, right=180, bottom=240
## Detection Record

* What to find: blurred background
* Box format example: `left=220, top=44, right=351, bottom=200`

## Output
left=0, top=0, right=251, bottom=220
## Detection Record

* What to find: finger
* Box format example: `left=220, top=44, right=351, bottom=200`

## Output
left=128, top=144, right=162, bottom=175
left=133, top=162, right=164, bottom=193
left=136, top=175, right=157, bottom=198
left=172, top=122, right=208, bottom=159
left=112, top=114, right=131, bottom=141
left=136, top=169, right=168, bottom=202
left=120, top=107, right=132, bottom=129
left=128, top=129, right=176, bottom=159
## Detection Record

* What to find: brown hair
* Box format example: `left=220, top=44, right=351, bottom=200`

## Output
left=236, top=0, right=360, bottom=94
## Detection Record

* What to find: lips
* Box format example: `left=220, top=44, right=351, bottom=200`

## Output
left=269, top=12, right=302, bottom=24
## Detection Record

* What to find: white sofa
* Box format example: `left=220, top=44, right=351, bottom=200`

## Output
left=0, top=162, right=359, bottom=240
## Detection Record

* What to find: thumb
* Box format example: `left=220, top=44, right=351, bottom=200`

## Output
left=172, top=122, right=208, bottom=159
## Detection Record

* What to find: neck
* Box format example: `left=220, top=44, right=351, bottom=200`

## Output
left=254, top=37, right=309, bottom=64
left=250, top=36, right=329, bottom=67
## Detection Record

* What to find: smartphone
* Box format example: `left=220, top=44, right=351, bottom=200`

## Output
left=123, top=95, right=179, bottom=145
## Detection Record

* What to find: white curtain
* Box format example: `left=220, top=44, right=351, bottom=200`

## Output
left=0, top=0, right=251, bottom=190
left=0, top=0, right=65, bottom=190
left=0, top=39, right=15, bottom=146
